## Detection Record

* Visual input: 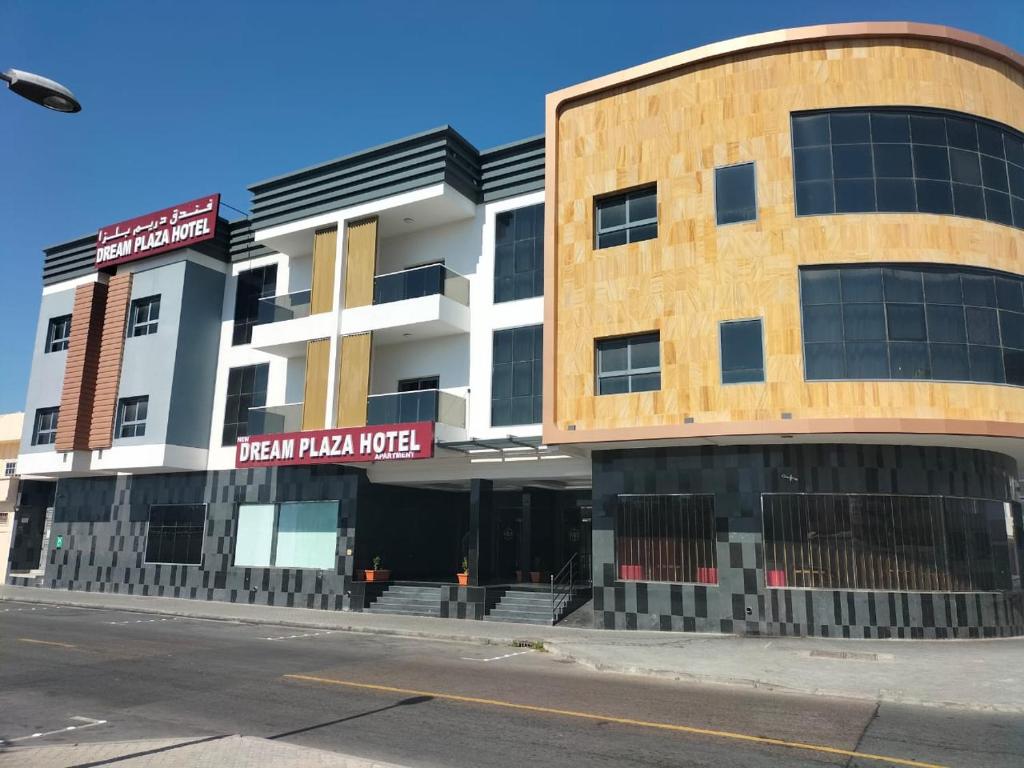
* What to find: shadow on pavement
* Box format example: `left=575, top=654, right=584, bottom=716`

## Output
left=269, top=695, right=434, bottom=740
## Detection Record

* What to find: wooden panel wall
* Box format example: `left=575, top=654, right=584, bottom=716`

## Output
left=336, top=333, right=372, bottom=427
left=343, top=217, right=378, bottom=309
left=549, top=38, right=1024, bottom=440
left=88, top=274, right=134, bottom=449
left=55, top=282, right=108, bottom=452
left=310, top=226, right=338, bottom=314
left=302, top=338, right=331, bottom=431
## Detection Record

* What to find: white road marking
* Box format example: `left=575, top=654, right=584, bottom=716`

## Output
left=264, top=631, right=335, bottom=641
left=105, top=617, right=184, bottom=625
left=0, top=606, right=49, bottom=612
left=460, top=650, right=534, bottom=662
left=0, top=716, right=107, bottom=745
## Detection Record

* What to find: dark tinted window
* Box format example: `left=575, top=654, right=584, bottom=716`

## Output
left=715, top=163, right=757, bottom=225
left=31, top=407, right=59, bottom=446
left=596, top=332, right=660, bottom=394
left=494, top=204, right=544, bottom=303
left=233, top=265, right=277, bottom=345
left=222, top=364, right=269, bottom=445
left=145, top=504, right=205, bottom=565
left=128, top=295, right=160, bottom=337
left=720, top=319, right=764, bottom=383
left=491, top=325, right=542, bottom=426
left=595, top=186, right=657, bottom=248
left=801, top=264, right=1024, bottom=386
left=45, top=314, right=72, bottom=353
left=792, top=108, right=1024, bottom=230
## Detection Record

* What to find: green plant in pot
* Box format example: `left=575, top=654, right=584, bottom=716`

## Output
left=457, top=556, right=469, bottom=586
left=364, top=554, right=391, bottom=582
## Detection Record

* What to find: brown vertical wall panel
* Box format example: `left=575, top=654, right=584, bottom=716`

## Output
left=55, top=282, right=108, bottom=452
left=310, top=226, right=338, bottom=314
left=336, top=333, right=371, bottom=427
left=88, top=273, right=134, bottom=449
left=302, top=338, right=331, bottom=431
left=343, top=217, right=378, bottom=308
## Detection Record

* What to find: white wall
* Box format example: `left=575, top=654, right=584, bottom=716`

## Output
left=377, top=214, right=482, bottom=277
left=467, top=190, right=545, bottom=440
left=370, top=336, right=470, bottom=395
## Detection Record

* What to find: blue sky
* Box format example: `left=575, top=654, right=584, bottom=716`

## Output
left=1, top=0, right=1021, bottom=411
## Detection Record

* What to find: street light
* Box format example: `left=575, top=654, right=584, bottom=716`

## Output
left=1, top=68, right=81, bottom=113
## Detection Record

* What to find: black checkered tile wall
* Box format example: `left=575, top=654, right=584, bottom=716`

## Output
left=592, top=444, right=1024, bottom=638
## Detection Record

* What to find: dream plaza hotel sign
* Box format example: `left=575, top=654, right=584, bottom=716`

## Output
left=95, top=194, right=220, bottom=268
left=236, top=422, right=435, bottom=469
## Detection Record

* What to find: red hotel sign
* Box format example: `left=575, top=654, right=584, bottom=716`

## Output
left=235, top=421, right=435, bottom=469
left=95, top=194, right=220, bottom=269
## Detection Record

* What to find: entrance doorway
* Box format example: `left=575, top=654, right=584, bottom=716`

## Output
left=9, top=506, right=48, bottom=573
left=494, top=507, right=520, bottom=581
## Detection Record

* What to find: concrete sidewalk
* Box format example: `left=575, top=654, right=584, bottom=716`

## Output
left=3, top=585, right=1021, bottom=713
left=0, top=735, right=410, bottom=767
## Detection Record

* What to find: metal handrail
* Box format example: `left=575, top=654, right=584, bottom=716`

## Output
left=550, top=552, right=578, bottom=625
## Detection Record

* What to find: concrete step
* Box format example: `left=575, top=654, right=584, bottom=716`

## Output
left=484, top=614, right=552, bottom=625
left=368, top=606, right=441, bottom=617
left=497, top=595, right=552, bottom=605
left=371, top=599, right=439, bottom=610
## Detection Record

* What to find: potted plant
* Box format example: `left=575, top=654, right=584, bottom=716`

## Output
left=530, top=556, right=542, bottom=583
left=457, top=556, right=469, bottom=586
left=364, top=555, right=391, bottom=582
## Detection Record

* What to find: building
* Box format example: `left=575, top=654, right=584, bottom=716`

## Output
left=8, top=22, right=1024, bottom=638
left=0, top=413, right=22, bottom=578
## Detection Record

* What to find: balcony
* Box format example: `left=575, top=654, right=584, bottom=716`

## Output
left=249, top=290, right=334, bottom=357
left=258, top=290, right=311, bottom=323
left=366, top=389, right=466, bottom=438
left=247, top=403, right=303, bottom=436
left=341, top=264, right=471, bottom=344
left=372, top=263, right=469, bottom=306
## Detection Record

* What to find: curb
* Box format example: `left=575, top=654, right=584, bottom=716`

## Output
left=542, top=642, right=1024, bottom=715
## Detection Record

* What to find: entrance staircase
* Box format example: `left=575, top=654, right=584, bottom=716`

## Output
left=365, top=583, right=440, bottom=617
left=485, top=588, right=555, bottom=625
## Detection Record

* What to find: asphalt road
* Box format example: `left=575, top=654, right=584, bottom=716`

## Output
left=0, top=598, right=1021, bottom=767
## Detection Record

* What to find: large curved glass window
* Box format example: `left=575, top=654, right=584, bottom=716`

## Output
left=800, top=264, right=1024, bottom=385
left=792, top=108, right=1024, bottom=230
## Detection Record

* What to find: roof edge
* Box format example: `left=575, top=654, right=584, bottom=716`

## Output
left=547, top=22, right=1024, bottom=115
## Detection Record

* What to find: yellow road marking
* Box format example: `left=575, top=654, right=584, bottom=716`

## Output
left=18, top=638, right=78, bottom=650
left=283, top=674, right=946, bottom=768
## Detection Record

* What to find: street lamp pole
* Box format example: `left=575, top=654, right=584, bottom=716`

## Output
left=1, top=68, right=81, bottom=113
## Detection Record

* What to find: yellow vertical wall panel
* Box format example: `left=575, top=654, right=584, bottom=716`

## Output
left=344, top=217, right=378, bottom=309
left=310, top=227, right=338, bottom=314
left=336, top=333, right=372, bottom=428
left=302, top=338, right=331, bottom=431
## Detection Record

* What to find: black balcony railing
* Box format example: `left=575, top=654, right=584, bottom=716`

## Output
left=372, top=264, right=469, bottom=306
left=366, top=390, right=439, bottom=426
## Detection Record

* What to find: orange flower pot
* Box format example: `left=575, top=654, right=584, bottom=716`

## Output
left=364, top=569, right=391, bottom=582
left=457, top=572, right=469, bottom=586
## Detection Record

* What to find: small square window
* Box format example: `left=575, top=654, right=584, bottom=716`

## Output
left=116, top=396, right=149, bottom=439
left=4, top=461, right=16, bottom=477
left=720, top=319, right=764, bottom=384
left=594, top=186, right=657, bottom=249
left=45, top=315, right=72, bottom=353
left=596, top=332, right=660, bottom=394
left=715, top=163, right=757, bottom=225
left=31, top=407, right=59, bottom=446
left=128, top=295, right=161, bottom=337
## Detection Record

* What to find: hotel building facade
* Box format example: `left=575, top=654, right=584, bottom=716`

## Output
left=9, top=22, right=1024, bottom=638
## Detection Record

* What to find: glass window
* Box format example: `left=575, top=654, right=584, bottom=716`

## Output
left=145, top=504, right=205, bottom=565
left=792, top=108, right=1024, bottom=230
left=233, top=265, right=277, bottom=345
left=715, top=163, right=757, bottom=225
left=720, top=319, right=764, bottom=383
left=491, top=325, right=542, bottom=426
left=3, top=461, right=15, bottom=477
left=31, top=407, right=59, bottom=446
left=116, top=396, right=148, bottom=439
left=763, top=494, right=1011, bottom=592
left=596, top=332, right=661, bottom=394
left=128, top=295, right=160, bottom=337
left=494, top=204, right=544, bottom=303
left=45, top=314, right=72, bottom=353
left=234, top=501, right=338, bottom=570
left=222, top=364, right=269, bottom=446
left=595, top=186, right=658, bottom=248
left=616, top=495, right=717, bottom=583
left=801, top=264, right=1024, bottom=386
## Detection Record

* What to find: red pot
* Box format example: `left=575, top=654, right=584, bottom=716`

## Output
left=697, top=567, right=718, bottom=584
left=364, top=569, right=391, bottom=582
left=766, top=569, right=788, bottom=587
